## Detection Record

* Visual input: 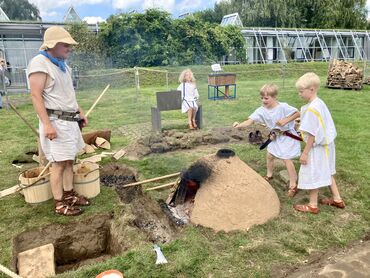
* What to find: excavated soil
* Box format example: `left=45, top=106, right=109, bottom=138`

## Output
left=12, top=185, right=177, bottom=274
left=13, top=214, right=113, bottom=274
left=123, top=125, right=269, bottom=159
left=100, top=162, right=139, bottom=188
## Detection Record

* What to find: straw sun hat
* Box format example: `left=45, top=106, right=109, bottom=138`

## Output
left=39, top=26, right=78, bottom=50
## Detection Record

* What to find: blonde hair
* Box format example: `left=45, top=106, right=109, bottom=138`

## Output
left=295, top=72, right=321, bottom=90
left=179, top=69, right=196, bottom=83
left=260, top=84, right=278, bottom=97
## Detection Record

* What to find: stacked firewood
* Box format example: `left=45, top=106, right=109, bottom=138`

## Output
left=363, top=76, right=370, bottom=85
left=326, top=59, right=363, bottom=90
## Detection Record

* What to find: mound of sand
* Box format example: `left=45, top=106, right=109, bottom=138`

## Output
left=190, top=154, right=280, bottom=232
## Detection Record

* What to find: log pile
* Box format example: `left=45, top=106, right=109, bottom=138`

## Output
left=363, top=76, right=370, bottom=85
left=326, top=59, right=363, bottom=90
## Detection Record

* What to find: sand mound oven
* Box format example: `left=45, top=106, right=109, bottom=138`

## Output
left=167, top=149, right=280, bottom=232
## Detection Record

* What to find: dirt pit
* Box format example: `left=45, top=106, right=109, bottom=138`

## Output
left=12, top=185, right=178, bottom=275
left=100, top=162, right=139, bottom=187
left=123, top=125, right=269, bottom=159
left=13, top=214, right=114, bottom=274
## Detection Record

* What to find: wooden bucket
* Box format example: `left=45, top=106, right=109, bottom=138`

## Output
left=19, top=167, right=52, bottom=203
left=73, top=162, right=100, bottom=198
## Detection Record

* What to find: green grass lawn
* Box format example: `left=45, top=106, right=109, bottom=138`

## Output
left=0, top=62, right=369, bottom=277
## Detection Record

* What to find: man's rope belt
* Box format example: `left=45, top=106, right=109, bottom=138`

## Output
left=46, top=108, right=80, bottom=122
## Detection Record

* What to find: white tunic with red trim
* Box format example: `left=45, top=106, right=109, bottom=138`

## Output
left=298, top=97, right=337, bottom=189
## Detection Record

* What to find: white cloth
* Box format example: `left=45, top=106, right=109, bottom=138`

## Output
left=27, top=54, right=79, bottom=112
left=249, top=102, right=301, bottom=159
left=298, top=97, right=337, bottom=189
left=299, top=97, right=337, bottom=146
left=39, top=118, right=85, bottom=162
left=28, top=54, right=84, bottom=161
left=177, top=82, right=199, bottom=113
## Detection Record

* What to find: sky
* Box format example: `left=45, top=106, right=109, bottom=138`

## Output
left=29, top=0, right=223, bottom=24
left=28, top=0, right=370, bottom=24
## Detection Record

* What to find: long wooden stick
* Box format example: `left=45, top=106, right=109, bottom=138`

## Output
left=145, top=182, right=176, bottom=191
left=37, top=161, right=51, bottom=178
left=85, top=84, right=110, bottom=117
left=9, top=103, right=39, bottom=137
left=0, top=185, right=21, bottom=198
left=123, top=172, right=181, bottom=188
left=0, top=263, right=22, bottom=278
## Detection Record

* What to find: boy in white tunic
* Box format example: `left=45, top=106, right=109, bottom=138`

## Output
left=28, top=27, right=89, bottom=216
left=294, top=72, right=345, bottom=214
left=233, top=84, right=301, bottom=197
left=177, top=69, right=199, bottom=129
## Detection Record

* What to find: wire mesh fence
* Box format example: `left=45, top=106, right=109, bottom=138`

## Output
left=3, top=59, right=366, bottom=137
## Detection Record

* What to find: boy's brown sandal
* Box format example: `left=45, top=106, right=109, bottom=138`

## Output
left=64, top=189, right=90, bottom=206
left=55, top=200, right=83, bottom=216
left=320, top=198, right=345, bottom=209
left=263, top=176, right=273, bottom=182
left=287, top=187, right=298, bottom=198
left=293, top=204, right=319, bottom=214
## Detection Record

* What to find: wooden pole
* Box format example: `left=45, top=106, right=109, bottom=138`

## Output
left=9, top=103, right=39, bottom=137
left=0, top=263, right=22, bottom=278
left=0, top=185, right=21, bottom=198
left=123, top=172, right=181, bottom=188
left=37, top=161, right=52, bottom=178
left=85, top=84, right=110, bottom=117
left=37, top=139, right=47, bottom=166
left=145, top=182, right=176, bottom=191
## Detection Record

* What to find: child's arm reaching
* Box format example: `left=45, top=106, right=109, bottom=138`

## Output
left=276, top=111, right=300, bottom=127
left=300, top=134, right=314, bottom=165
left=233, top=118, right=254, bottom=128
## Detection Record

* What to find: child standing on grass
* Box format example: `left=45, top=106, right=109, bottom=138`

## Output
left=178, top=69, right=199, bottom=130
left=233, top=84, right=301, bottom=197
left=294, top=72, right=345, bottom=214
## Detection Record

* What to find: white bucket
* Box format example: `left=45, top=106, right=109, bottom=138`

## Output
left=73, top=162, right=100, bottom=198
left=19, top=167, right=52, bottom=203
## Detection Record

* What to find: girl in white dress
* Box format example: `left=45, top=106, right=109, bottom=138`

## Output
left=233, top=84, right=301, bottom=197
left=177, top=69, right=199, bottom=129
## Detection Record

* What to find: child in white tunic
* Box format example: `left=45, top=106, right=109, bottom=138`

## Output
left=233, top=84, right=301, bottom=197
left=294, top=72, right=345, bottom=214
left=177, top=69, right=199, bottom=129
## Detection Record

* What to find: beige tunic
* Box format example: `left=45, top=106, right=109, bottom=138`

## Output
left=27, top=54, right=85, bottom=162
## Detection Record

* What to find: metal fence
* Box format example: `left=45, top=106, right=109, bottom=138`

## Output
left=242, top=28, right=370, bottom=64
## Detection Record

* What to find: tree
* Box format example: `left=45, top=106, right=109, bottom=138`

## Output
left=0, top=0, right=41, bottom=21
left=299, top=0, right=367, bottom=29
left=67, top=23, right=107, bottom=71
left=200, top=0, right=367, bottom=29
left=99, top=9, right=246, bottom=67
left=100, top=9, right=174, bottom=67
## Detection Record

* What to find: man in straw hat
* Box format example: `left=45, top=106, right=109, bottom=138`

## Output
left=28, top=26, right=90, bottom=216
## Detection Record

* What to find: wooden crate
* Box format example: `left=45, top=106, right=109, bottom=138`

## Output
left=208, top=73, right=236, bottom=86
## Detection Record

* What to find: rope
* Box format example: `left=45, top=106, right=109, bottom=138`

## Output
left=79, top=68, right=134, bottom=78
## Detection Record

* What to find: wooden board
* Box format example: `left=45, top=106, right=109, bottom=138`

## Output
left=82, top=130, right=111, bottom=145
